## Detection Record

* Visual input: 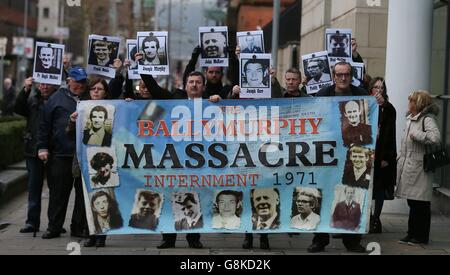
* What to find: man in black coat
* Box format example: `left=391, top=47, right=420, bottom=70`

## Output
left=15, top=77, right=58, bottom=233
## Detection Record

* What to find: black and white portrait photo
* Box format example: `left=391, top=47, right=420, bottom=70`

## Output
left=83, top=104, right=115, bottom=147
left=128, top=190, right=163, bottom=231
left=199, top=26, right=229, bottom=67
left=331, top=186, right=365, bottom=231
left=342, top=145, right=374, bottom=189
left=87, top=147, right=120, bottom=190
left=87, top=35, right=121, bottom=78
left=33, top=42, right=64, bottom=85
left=171, top=192, right=204, bottom=231
left=137, top=31, right=169, bottom=75
left=239, top=53, right=272, bottom=99
left=212, top=190, right=243, bottom=230
left=237, top=31, right=264, bottom=54
left=326, top=29, right=352, bottom=64
left=351, top=62, right=365, bottom=88
left=290, top=188, right=322, bottom=231
left=250, top=188, right=280, bottom=230
left=126, top=39, right=140, bottom=80
left=339, top=99, right=373, bottom=147
left=302, top=51, right=333, bottom=94
left=89, top=188, right=123, bottom=234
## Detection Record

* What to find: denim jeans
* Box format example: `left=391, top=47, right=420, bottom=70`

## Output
left=25, top=157, right=45, bottom=229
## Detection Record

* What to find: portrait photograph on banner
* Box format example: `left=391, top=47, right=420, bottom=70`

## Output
left=199, top=26, right=229, bottom=67
left=87, top=188, right=124, bottom=234
left=126, top=39, right=140, bottom=80
left=86, top=147, right=120, bottom=190
left=326, top=28, right=353, bottom=65
left=237, top=30, right=265, bottom=54
left=290, top=187, right=323, bottom=231
left=239, top=53, right=272, bottom=98
left=339, top=99, right=373, bottom=148
left=137, top=31, right=169, bottom=75
left=33, top=42, right=64, bottom=85
left=171, top=192, right=204, bottom=231
left=82, top=104, right=115, bottom=147
left=128, top=189, right=164, bottom=231
left=330, top=185, right=366, bottom=232
left=87, top=35, right=121, bottom=78
left=212, top=190, right=243, bottom=230
left=302, top=51, right=333, bottom=94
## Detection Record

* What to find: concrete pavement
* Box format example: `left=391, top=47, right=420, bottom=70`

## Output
left=1, top=185, right=450, bottom=255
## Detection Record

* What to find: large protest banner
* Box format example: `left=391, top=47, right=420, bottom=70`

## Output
left=77, top=97, right=378, bottom=235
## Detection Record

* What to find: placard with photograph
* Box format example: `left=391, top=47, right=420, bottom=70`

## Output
left=239, top=53, right=272, bottom=99
left=351, top=62, right=365, bottom=88
left=87, top=34, right=121, bottom=78
left=126, top=39, right=140, bottom=80
left=325, top=28, right=352, bottom=65
left=302, top=51, right=333, bottom=94
left=237, top=30, right=264, bottom=54
left=33, top=42, right=64, bottom=85
left=137, top=31, right=169, bottom=76
left=199, top=26, right=229, bottom=67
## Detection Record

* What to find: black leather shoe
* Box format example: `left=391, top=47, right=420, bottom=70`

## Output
left=157, top=240, right=176, bottom=249
left=188, top=240, right=203, bottom=249
left=42, top=231, right=61, bottom=239
left=307, top=243, right=325, bottom=253
left=260, top=236, right=270, bottom=250
left=346, top=244, right=367, bottom=253
left=84, top=236, right=97, bottom=247
left=20, top=225, right=38, bottom=233
left=242, top=235, right=253, bottom=249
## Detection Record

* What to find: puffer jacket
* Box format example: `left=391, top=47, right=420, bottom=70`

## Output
left=396, top=104, right=441, bottom=202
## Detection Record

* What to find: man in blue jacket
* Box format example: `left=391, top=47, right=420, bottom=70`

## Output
left=37, top=67, right=88, bottom=239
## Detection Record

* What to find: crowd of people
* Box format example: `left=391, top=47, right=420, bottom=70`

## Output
left=2, top=33, right=442, bottom=253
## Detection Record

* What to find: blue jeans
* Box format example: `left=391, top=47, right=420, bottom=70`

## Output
left=25, top=157, right=45, bottom=229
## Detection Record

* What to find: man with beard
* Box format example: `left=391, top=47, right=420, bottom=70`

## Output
left=342, top=100, right=373, bottom=147
left=90, top=152, right=118, bottom=188
left=83, top=106, right=112, bottom=147
left=243, top=188, right=280, bottom=250
left=342, top=146, right=371, bottom=189
left=201, top=31, right=227, bottom=58
left=129, top=191, right=161, bottom=230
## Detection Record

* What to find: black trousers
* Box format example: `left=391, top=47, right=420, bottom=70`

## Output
left=312, top=233, right=362, bottom=249
left=162, top=233, right=200, bottom=243
left=46, top=156, right=86, bottom=233
left=407, top=199, right=431, bottom=242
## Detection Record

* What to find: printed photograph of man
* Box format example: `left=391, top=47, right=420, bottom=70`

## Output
left=251, top=188, right=280, bottom=230
left=328, top=31, right=351, bottom=58
left=129, top=190, right=162, bottom=230
left=89, top=151, right=119, bottom=189
left=342, top=146, right=372, bottom=189
left=83, top=105, right=112, bottom=147
left=242, top=59, right=270, bottom=88
left=340, top=100, right=373, bottom=147
left=89, top=40, right=116, bottom=67
left=241, top=35, right=263, bottom=54
left=212, top=190, right=243, bottom=230
left=127, top=43, right=138, bottom=70
left=305, top=57, right=331, bottom=85
left=201, top=31, right=227, bottom=58
left=139, top=35, right=167, bottom=65
left=90, top=190, right=123, bottom=234
left=35, top=46, right=60, bottom=74
left=291, top=188, right=322, bottom=230
left=173, top=193, right=204, bottom=231
left=331, top=186, right=363, bottom=231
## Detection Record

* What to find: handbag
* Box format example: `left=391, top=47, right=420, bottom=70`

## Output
left=422, top=116, right=450, bottom=172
